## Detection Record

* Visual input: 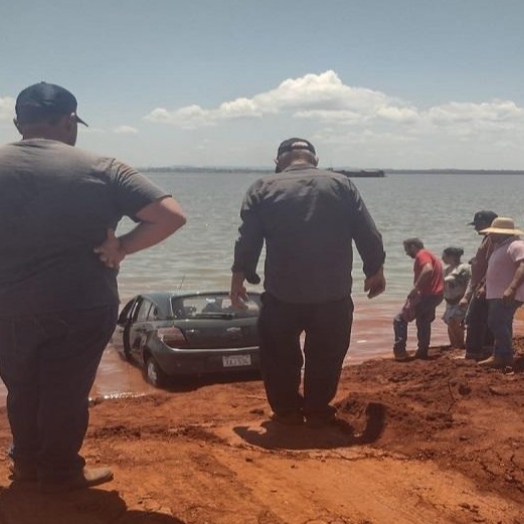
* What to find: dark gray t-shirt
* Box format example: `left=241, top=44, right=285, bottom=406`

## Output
left=232, top=165, right=385, bottom=304
left=0, top=139, right=168, bottom=317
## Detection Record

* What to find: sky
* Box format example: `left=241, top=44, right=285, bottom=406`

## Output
left=1, top=0, right=524, bottom=169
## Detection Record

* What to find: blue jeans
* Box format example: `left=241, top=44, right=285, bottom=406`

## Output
left=393, top=295, right=443, bottom=354
left=487, top=299, right=522, bottom=358
left=0, top=305, right=118, bottom=481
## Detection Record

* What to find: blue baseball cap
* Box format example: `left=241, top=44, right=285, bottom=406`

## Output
left=15, top=82, right=88, bottom=126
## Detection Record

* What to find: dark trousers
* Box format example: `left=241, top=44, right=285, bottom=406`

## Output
left=257, top=293, right=353, bottom=417
left=393, top=295, right=443, bottom=353
left=487, top=299, right=522, bottom=358
left=0, top=305, right=118, bottom=481
left=465, top=294, right=494, bottom=356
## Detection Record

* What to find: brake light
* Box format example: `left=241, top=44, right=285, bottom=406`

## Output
left=157, top=327, right=187, bottom=348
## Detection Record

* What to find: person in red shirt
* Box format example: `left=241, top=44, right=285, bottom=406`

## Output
left=393, top=238, right=444, bottom=360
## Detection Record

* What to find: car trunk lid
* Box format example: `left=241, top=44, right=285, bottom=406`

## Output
left=176, top=317, right=259, bottom=349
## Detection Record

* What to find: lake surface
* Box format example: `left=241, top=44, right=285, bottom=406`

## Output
left=2, top=172, right=524, bottom=404
left=118, top=171, right=524, bottom=299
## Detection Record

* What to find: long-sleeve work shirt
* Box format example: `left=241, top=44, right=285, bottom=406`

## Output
left=232, top=165, right=385, bottom=304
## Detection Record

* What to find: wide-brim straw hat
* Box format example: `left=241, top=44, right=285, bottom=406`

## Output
left=480, top=217, right=524, bottom=235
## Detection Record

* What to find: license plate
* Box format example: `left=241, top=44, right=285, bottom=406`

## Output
left=222, top=354, right=252, bottom=367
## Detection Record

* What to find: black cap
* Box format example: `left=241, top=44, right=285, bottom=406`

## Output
left=275, top=138, right=316, bottom=173
left=277, top=137, right=316, bottom=157
left=468, top=210, right=498, bottom=227
left=15, top=82, right=88, bottom=126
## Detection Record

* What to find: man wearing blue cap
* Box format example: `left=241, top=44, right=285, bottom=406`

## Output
left=0, top=82, right=186, bottom=492
left=230, top=138, right=386, bottom=427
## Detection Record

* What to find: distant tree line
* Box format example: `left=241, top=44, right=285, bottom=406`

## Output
left=139, top=166, right=524, bottom=175
left=384, top=169, right=524, bottom=175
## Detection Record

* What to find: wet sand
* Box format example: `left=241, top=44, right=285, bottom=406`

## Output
left=89, top=299, right=524, bottom=399
left=1, top=300, right=523, bottom=406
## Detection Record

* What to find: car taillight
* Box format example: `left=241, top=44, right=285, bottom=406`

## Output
left=157, top=327, right=187, bottom=348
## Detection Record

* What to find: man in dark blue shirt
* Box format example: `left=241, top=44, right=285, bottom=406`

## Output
left=231, top=138, right=385, bottom=427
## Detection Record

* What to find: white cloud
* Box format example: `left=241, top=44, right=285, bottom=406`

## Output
left=376, top=106, right=419, bottom=123
left=294, top=109, right=364, bottom=123
left=143, top=71, right=524, bottom=144
left=113, top=125, right=139, bottom=134
left=125, top=71, right=524, bottom=167
left=0, top=96, right=15, bottom=123
left=427, top=100, right=524, bottom=125
left=144, top=70, right=410, bottom=128
left=83, top=127, right=107, bottom=134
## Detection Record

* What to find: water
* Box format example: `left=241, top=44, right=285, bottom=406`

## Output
left=2, top=172, right=524, bottom=404
left=121, top=171, right=524, bottom=295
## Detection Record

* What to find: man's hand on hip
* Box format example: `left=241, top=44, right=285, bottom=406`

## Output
left=94, top=229, right=126, bottom=269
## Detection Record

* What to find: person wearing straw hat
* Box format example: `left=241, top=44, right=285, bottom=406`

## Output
left=477, top=217, right=524, bottom=369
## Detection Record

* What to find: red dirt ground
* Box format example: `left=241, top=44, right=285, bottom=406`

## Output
left=2, top=340, right=524, bottom=523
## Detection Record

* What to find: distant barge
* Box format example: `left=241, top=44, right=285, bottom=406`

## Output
left=329, top=169, right=385, bottom=178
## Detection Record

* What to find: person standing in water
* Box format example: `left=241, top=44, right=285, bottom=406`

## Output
left=393, top=238, right=444, bottom=361
left=460, top=210, right=498, bottom=360
left=441, top=247, right=471, bottom=349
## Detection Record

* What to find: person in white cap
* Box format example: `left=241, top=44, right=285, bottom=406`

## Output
left=478, top=217, right=524, bottom=368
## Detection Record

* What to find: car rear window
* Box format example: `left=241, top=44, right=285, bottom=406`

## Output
left=171, top=294, right=261, bottom=319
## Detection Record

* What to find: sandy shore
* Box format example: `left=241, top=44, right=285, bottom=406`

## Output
left=1, top=330, right=524, bottom=523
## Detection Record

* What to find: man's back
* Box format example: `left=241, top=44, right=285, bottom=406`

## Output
left=470, top=235, right=493, bottom=289
left=413, top=249, right=444, bottom=296
left=486, top=237, right=524, bottom=301
left=231, top=137, right=385, bottom=427
left=240, top=166, right=383, bottom=303
left=0, top=139, right=165, bottom=316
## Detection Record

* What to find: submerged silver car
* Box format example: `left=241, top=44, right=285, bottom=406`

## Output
left=112, top=291, right=261, bottom=387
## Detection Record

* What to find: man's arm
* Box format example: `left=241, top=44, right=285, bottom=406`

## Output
left=230, top=271, right=249, bottom=309
left=94, top=196, right=186, bottom=269
left=230, top=183, right=264, bottom=308
left=503, top=260, right=524, bottom=304
left=346, top=182, right=386, bottom=298
left=364, top=265, right=386, bottom=299
left=460, top=280, right=474, bottom=306
left=408, top=262, right=433, bottom=298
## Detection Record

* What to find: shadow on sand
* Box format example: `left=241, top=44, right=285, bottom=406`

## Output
left=158, top=370, right=261, bottom=394
left=0, top=483, right=185, bottom=524
left=233, top=402, right=386, bottom=451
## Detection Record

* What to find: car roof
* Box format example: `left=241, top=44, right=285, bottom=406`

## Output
left=141, top=290, right=260, bottom=299
left=121, top=291, right=263, bottom=319
left=132, top=290, right=261, bottom=308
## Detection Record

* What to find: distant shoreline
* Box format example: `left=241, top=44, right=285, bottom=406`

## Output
left=140, top=166, right=524, bottom=175
left=385, top=169, right=524, bottom=175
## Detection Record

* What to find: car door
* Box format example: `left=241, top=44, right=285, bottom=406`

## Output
left=113, top=297, right=139, bottom=358
left=127, top=297, right=151, bottom=362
